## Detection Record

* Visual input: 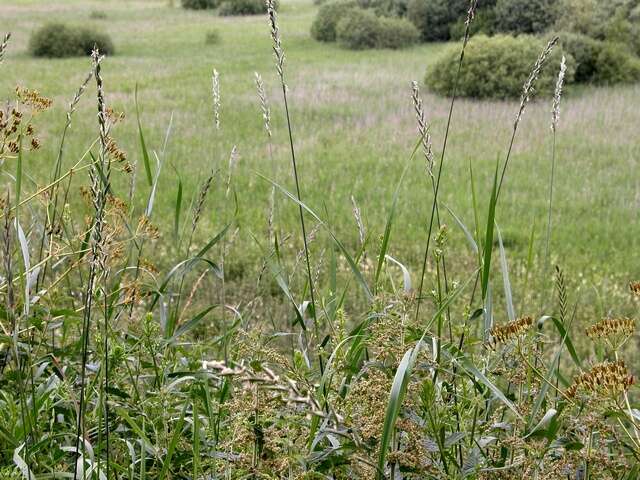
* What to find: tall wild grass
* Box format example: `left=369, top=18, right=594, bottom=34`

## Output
left=0, top=2, right=639, bottom=479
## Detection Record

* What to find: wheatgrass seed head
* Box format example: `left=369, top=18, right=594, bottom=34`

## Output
left=0, top=33, right=11, bottom=65
left=551, top=55, right=566, bottom=132
left=212, top=68, right=221, bottom=130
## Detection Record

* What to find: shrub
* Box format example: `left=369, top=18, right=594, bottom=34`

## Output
left=556, top=32, right=603, bottom=82
left=555, top=32, right=640, bottom=84
left=425, top=34, right=574, bottom=99
left=357, top=0, right=408, bottom=17
left=493, top=0, right=558, bottom=34
left=29, top=23, right=115, bottom=58
left=218, top=0, right=267, bottom=15
left=593, top=42, right=640, bottom=84
left=406, top=0, right=468, bottom=41
left=205, top=29, right=221, bottom=45
left=181, top=0, right=218, bottom=8
left=311, top=0, right=357, bottom=42
left=376, top=17, right=420, bottom=49
left=449, top=6, right=497, bottom=40
left=335, top=8, right=379, bottom=49
left=89, top=10, right=108, bottom=20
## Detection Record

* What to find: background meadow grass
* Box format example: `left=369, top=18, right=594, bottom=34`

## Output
left=1, top=0, right=638, bottom=313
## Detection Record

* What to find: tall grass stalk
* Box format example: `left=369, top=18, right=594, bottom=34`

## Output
left=414, top=0, right=477, bottom=325
left=73, top=49, right=112, bottom=480
left=545, top=56, right=566, bottom=271
left=266, top=0, right=320, bottom=354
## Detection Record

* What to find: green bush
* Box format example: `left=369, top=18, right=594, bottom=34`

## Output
left=556, top=0, right=640, bottom=53
left=493, top=0, right=558, bottom=34
left=205, top=29, right=222, bottom=45
left=29, top=23, right=115, bottom=58
left=556, top=32, right=603, bottom=82
left=335, top=8, right=379, bottom=49
left=218, top=0, right=268, bottom=15
left=449, top=7, right=497, bottom=40
left=376, top=17, right=420, bottom=48
left=357, top=0, right=408, bottom=17
left=311, top=1, right=357, bottom=42
left=181, top=0, right=218, bottom=8
left=407, top=0, right=469, bottom=41
left=593, top=42, right=640, bottom=84
left=555, top=32, right=640, bottom=84
left=425, top=34, right=574, bottom=99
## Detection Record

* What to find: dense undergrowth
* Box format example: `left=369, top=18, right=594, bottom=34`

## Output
left=0, top=1, right=639, bottom=478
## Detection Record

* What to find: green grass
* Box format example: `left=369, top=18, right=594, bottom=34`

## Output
left=1, top=0, right=638, bottom=295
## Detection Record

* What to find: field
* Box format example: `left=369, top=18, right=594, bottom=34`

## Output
left=2, top=0, right=640, bottom=478
left=2, top=0, right=639, bottom=286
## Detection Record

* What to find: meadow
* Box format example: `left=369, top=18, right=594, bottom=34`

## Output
left=1, top=0, right=640, bottom=478
left=2, top=0, right=639, bottom=285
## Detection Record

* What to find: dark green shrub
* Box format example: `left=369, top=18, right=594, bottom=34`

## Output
left=555, top=32, right=640, bottom=84
left=218, top=0, right=267, bottom=15
left=593, top=42, right=640, bottom=84
left=449, top=7, right=497, bottom=40
left=493, top=0, right=558, bottom=34
left=556, top=0, right=640, bottom=42
left=376, top=17, right=420, bottom=49
left=89, top=10, right=108, bottom=20
left=407, top=0, right=468, bottom=41
left=181, top=0, right=218, bottom=8
left=29, top=23, right=115, bottom=58
left=335, top=8, right=379, bottom=49
left=425, top=34, right=574, bottom=99
left=205, top=29, right=221, bottom=45
left=311, top=0, right=357, bottom=42
left=556, top=32, right=603, bottom=82
left=357, top=0, right=408, bottom=17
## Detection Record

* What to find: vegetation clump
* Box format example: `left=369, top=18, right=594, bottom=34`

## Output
left=406, top=0, right=469, bottom=41
left=426, top=34, right=574, bottom=99
left=219, top=0, right=269, bottom=16
left=181, top=0, right=218, bottom=9
left=29, top=23, right=114, bottom=58
left=311, top=0, right=357, bottom=42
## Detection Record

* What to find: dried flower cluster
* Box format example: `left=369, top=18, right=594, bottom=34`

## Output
left=586, top=317, right=635, bottom=345
left=566, top=360, right=634, bottom=399
left=490, top=315, right=533, bottom=345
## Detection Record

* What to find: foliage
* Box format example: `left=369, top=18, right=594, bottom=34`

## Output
left=406, top=0, right=469, bottom=41
left=311, top=0, right=357, bottom=42
left=493, top=0, right=558, bottom=34
left=425, top=34, right=574, bottom=99
left=377, top=16, right=420, bottom=49
left=335, top=8, right=380, bottom=49
left=593, top=42, right=640, bottom=84
left=556, top=32, right=640, bottom=84
left=205, top=29, right=221, bottom=44
left=449, top=6, right=497, bottom=40
left=29, top=23, right=115, bottom=58
left=181, top=0, right=219, bottom=9
left=357, top=0, right=409, bottom=17
left=218, top=0, right=269, bottom=16
left=556, top=0, right=640, bottom=52
left=2, top=4, right=640, bottom=480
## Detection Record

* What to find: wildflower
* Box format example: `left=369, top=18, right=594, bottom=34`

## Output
left=566, top=360, right=634, bottom=399
left=15, top=86, right=53, bottom=111
left=586, top=317, right=635, bottom=348
left=490, top=316, right=533, bottom=345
